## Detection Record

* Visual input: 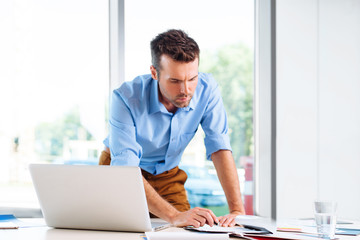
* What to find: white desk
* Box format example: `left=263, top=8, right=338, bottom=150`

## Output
left=1, top=218, right=360, bottom=240
left=0, top=218, right=185, bottom=240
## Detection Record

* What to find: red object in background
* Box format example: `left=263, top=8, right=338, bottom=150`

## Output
left=241, top=156, right=254, bottom=215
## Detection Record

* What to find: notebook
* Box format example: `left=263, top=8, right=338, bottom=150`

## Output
left=185, top=223, right=272, bottom=235
left=29, top=164, right=171, bottom=232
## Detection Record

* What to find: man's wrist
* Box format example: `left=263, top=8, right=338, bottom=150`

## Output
left=165, top=208, right=180, bottom=224
left=229, top=201, right=246, bottom=215
left=229, top=208, right=246, bottom=215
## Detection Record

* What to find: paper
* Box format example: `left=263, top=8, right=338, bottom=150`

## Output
left=236, top=215, right=261, bottom=220
left=188, top=224, right=244, bottom=233
left=277, top=227, right=303, bottom=233
left=185, top=224, right=272, bottom=235
left=336, top=228, right=360, bottom=236
left=277, top=219, right=360, bottom=236
left=0, top=214, right=45, bottom=228
left=0, top=215, right=19, bottom=229
left=0, top=221, right=19, bottom=229
left=235, top=215, right=273, bottom=230
left=145, top=231, right=229, bottom=240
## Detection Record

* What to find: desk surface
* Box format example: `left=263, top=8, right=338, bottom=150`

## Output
left=1, top=218, right=360, bottom=240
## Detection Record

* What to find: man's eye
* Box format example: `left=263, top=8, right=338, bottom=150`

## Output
left=189, top=76, right=198, bottom=82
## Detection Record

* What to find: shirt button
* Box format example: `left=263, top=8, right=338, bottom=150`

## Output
left=167, top=155, right=171, bottom=158
left=171, top=138, right=175, bottom=141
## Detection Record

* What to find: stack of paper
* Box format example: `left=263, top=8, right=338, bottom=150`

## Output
left=0, top=221, right=18, bottom=229
left=145, top=232, right=229, bottom=240
left=0, top=215, right=19, bottom=229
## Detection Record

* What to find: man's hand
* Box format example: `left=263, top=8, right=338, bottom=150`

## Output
left=170, top=207, right=219, bottom=228
left=143, top=176, right=218, bottom=228
left=217, top=210, right=245, bottom=227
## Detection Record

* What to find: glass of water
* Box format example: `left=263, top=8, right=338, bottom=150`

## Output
left=314, top=201, right=337, bottom=239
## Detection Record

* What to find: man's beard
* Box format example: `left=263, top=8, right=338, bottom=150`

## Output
left=172, top=94, right=192, bottom=108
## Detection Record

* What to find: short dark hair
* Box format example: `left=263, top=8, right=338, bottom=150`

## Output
left=150, top=29, right=200, bottom=73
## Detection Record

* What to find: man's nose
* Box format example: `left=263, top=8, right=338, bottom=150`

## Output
left=180, top=81, right=189, bottom=95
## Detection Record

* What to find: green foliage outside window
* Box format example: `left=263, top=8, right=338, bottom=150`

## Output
left=35, top=107, right=93, bottom=161
left=200, top=43, right=254, bottom=166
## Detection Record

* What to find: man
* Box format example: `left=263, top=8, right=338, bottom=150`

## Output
left=100, top=29, right=245, bottom=228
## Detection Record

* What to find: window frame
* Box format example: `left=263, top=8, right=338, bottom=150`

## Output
left=254, top=0, right=277, bottom=218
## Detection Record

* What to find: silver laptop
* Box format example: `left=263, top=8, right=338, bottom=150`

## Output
left=29, top=164, right=171, bottom=232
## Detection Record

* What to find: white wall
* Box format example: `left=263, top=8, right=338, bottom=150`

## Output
left=277, top=0, right=360, bottom=220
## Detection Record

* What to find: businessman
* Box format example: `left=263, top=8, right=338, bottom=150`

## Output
left=100, top=29, right=245, bottom=227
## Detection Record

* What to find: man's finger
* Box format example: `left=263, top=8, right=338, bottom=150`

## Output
left=202, top=208, right=218, bottom=224
left=186, top=219, right=200, bottom=228
left=207, top=209, right=219, bottom=223
left=193, top=213, right=207, bottom=227
left=196, top=210, right=216, bottom=226
left=227, top=218, right=236, bottom=227
left=219, top=216, right=227, bottom=226
left=222, top=216, right=236, bottom=227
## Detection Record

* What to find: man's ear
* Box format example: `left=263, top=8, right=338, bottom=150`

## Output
left=150, top=65, right=158, bottom=80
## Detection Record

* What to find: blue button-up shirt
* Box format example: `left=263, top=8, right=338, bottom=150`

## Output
left=103, top=72, right=231, bottom=175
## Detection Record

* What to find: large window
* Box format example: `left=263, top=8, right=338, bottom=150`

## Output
left=0, top=0, right=109, bottom=208
left=0, top=0, right=255, bottom=216
left=125, top=0, right=255, bottom=215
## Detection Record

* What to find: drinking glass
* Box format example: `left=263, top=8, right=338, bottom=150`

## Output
left=314, top=201, right=337, bottom=239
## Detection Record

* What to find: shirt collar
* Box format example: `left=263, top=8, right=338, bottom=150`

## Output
left=149, top=78, right=161, bottom=114
left=180, top=97, right=195, bottom=112
left=148, top=78, right=197, bottom=114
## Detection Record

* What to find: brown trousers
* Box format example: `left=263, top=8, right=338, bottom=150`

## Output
left=98, top=150, right=190, bottom=214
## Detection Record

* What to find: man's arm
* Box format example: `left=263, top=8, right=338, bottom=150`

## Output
left=212, top=149, right=246, bottom=227
left=142, top=176, right=218, bottom=227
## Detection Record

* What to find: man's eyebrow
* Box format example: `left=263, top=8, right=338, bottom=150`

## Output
left=190, top=75, right=198, bottom=80
left=169, top=75, right=198, bottom=81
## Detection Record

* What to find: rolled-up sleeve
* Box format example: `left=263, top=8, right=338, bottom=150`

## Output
left=201, top=79, right=232, bottom=160
left=109, top=90, right=142, bottom=166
